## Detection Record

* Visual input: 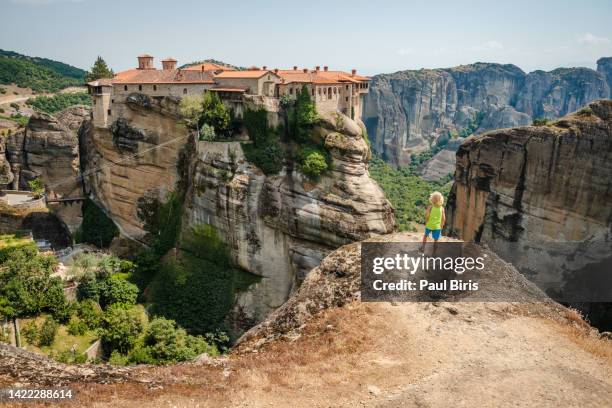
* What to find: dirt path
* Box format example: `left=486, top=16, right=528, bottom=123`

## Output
left=42, top=301, right=611, bottom=408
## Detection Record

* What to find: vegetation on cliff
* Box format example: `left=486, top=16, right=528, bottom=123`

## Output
left=75, top=199, right=119, bottom=248
left=26, top=92, right=91, bottom=114
left=178, top=92, right=231, bottom=140
left=369, top=155, right=452, bottom=231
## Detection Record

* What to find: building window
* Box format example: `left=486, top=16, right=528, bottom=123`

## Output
left=138, top=85, right=142, bottom=91
left=93, top=99, right=96, bottom=105
left=124, top=85, right=128, bottom=91
left=311, top=88, right=315, bottom=95
left=111, top=99, right=114, bottom=103
left=107, top=109, right=111, bottom=116
left=328, top=87, right=332, bottom=97
left=345, top=97, right=348, bottom=102
left=183, top=88, right=187, bottom=95
left=318, top=88, right=322, bottom=95
left=290, top=88, right=293, bottom=95
left=346, top=85, right=349, bottom=90
left=153, top=85, right=157, bottom=91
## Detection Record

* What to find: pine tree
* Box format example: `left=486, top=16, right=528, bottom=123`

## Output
left=85, top=56, right=114, bottom=82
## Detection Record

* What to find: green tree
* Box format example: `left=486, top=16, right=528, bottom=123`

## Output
left=77, top=299, right=102, bottom=330
left=297, top=146, right=329, bottom=179
left=178, top=95, right=204, bottom=129
left=0, top=245, right=66, bottom=320
left=290, top=85, right=317, bottom=143
left=129, top=317, right=217, bottom=365
left=85, top=56, right=114, bottom=82
left=97, top=277, right=138, bottom=309
left=100, top=305, right=144, bottom=355
left=199, top=91, right=230, bottom=137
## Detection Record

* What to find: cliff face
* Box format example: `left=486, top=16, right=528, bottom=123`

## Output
left=446, top=100, right=612, bottom=300
left=80, top=94, right=187, bottom=238
left=82, top=94, right=394, bottom=322
left=0, top=106, right=89, bottom=233
left=364, top=61, right=611, bottom=166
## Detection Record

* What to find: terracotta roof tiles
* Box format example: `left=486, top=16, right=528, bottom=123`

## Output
left=112, top=69, right=215, bottom=84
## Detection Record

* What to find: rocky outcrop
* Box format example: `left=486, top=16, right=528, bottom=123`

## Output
left=82, top=95, right=394, bottom=323
left=364, top=61, right=611, bottom=166
left=446, top=100, right=612, bottom=304
left=0, top=105, right=89, bottom=233
left=598, top=57, right=612, bottom=98
left=80, top=96, right=186, bottom=239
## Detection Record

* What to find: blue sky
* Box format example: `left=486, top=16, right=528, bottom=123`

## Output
left=1, top=0, right=612, bottom=75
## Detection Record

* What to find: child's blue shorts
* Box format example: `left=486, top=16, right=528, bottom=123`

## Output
left=424, top=228, right=441, bottom=240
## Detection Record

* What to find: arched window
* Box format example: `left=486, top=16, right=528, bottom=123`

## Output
left=183, top=88, right=187, bottom=95
left=327, top=87, right=332, bottom=97
left=290, top=88, right=293, bottom=95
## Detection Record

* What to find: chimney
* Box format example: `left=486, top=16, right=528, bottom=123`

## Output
left=351, top=69, right=357, bottom=76
left=162, top=58, right=177, bottom=70
left=293, top=66, right=298, bottom=71
left=137, top=54, right=154, bottom=70
left=315, top=66, right=320, bottom=71
left=303, top=68, right=308, bottom=73
left=324, top=66, right=328, bottom=72
left=263, top=65, right=267, bottom=70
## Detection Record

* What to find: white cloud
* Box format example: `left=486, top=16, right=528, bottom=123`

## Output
left=396, top=47, right=414, bottom=56
left=9, top=0, right=85, bottom=5
left=578, top=33, right=610, bottom=45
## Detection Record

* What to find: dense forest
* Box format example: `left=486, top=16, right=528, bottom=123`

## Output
left=0, top=49, right=86, bottom=92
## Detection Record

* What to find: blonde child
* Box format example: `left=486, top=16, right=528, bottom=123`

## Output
left=420, top=191, right=446, bottom=253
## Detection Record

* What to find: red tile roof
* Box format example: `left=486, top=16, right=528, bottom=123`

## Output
left=183, top=62, right=235, bottom=72
left=113, top=69, right=215, bottom=84
left=214, top=70, right=274, bottom=79
left=276, top=69, right=370, bottom=85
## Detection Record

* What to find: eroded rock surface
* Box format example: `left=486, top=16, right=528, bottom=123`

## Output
left=82, top=95, right=394, bottom=323
left=364, top=61, right=611, bottom=166
left=446, top=100, right=612, bottom=300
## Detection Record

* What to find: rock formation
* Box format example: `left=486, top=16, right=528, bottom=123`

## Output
left=0, top=105, right=89, bottom=234
left=81, top=94, right=395, bottom=323
left=364, top=60, right=611, bottom=166
left=446, top=100, right=612, bottom=306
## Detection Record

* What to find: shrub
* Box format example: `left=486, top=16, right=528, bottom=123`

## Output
left=100, top=305, right=144, bottom=354
left=67, top=316, right=88, bottom=336
left=577, top=107, right=593, bottom=116
left=10, top=102, right=19, bottom=111
left=242, top=139, right=284, bottom=175
left=129, top=317, right=217, bottom=365
left=77, top=299, right=102, bottom=329
left=199, top=123, right=216, bottom=141
left=289, top=85, right=317, bottom=143
left=38, top=316, right=58, bottom=347
left=178, top=95, right=204, bottom=129
left=108, top=350, right=128, bottom=366
left=28, top=178, right=45, bottom=198
left=56, top=350, right=87, bottom=364
left=76, top=273, right=100, bottom=302
left=22, top=321, right=39, bottom=344
left=199, top=91, right=230, bottom=137
left=532, top=118, right=550, bottom=126
left=97, top=277, right=138, bottom=309
left=297, top=146, right=329, bottom=179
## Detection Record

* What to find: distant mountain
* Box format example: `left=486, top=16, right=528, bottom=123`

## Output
left=0, top=49, right=87, bottom=93
left=363, top=58, right=612, bottom=166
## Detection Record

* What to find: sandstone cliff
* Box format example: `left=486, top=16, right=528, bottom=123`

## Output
left=81, top=94, right=394, bottom=322
left=364, top=60, right=611, bottom=166
left=0, top=105, right=89, bottom=233
left=446, top=100, right=612, bottom=306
